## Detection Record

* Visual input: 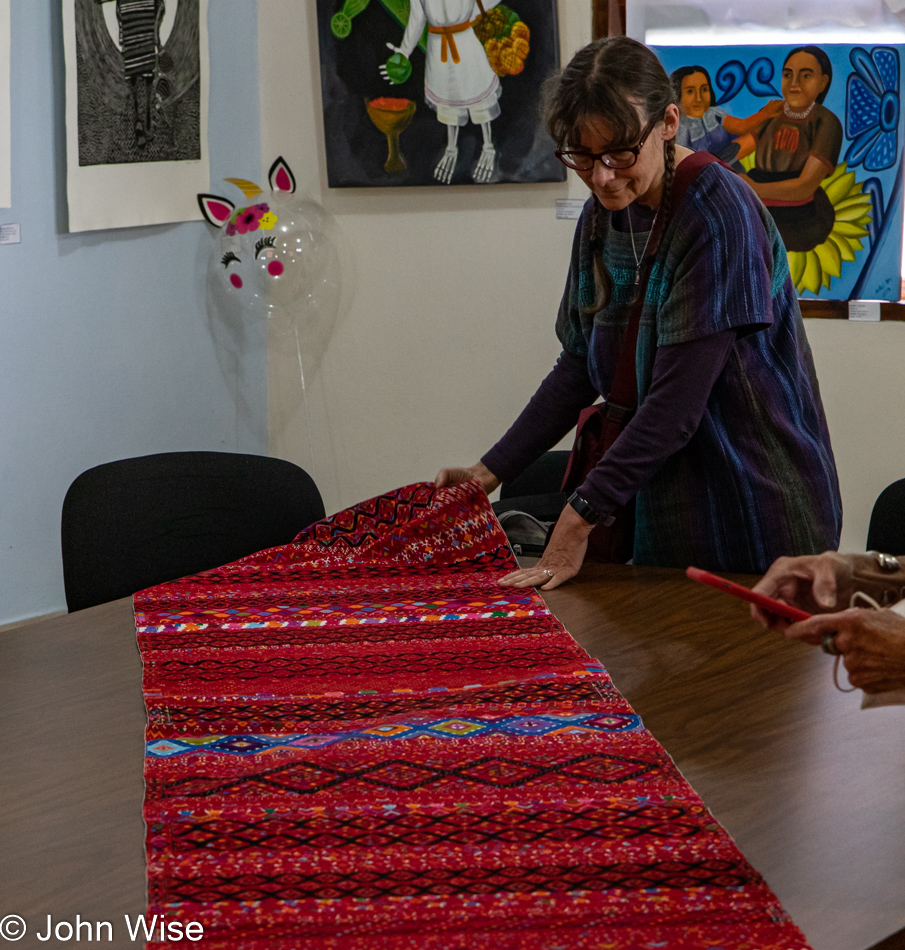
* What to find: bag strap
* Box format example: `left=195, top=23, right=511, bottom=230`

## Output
left=605, top=150, right=722, bottom=421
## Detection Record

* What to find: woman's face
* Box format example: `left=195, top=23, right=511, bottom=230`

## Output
left=573, top=105, right=679, bottom=211
left=679, top=71, right=711, bottom=119
left=782, top=51, right=828, bottom=111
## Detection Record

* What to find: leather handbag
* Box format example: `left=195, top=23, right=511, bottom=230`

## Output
left=561, top=150, right=721, bottom=562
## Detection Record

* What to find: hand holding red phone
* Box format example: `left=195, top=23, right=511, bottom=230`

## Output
left=686, top=566, right=811, bottom=623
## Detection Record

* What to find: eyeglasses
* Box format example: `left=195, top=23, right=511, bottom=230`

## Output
left=555, top=117, right=660, bottom=171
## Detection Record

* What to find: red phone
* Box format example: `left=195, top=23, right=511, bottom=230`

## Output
left=686, top=566, right=811, bottom=622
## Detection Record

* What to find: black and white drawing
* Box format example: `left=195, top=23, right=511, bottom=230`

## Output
left=75, top=0, right=200, bottom=166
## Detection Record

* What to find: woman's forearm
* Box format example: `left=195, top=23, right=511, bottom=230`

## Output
left=481, top=350, right=599, bottom=485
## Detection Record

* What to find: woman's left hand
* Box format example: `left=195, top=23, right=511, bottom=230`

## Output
left=498, top=503, right=595, bottom=590
left=785, top=608, right=905, bottom=693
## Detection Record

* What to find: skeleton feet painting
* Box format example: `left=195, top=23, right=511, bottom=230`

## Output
left=75, top=0, right=200, bottom=165
left=316, top=0, right=564, bottom=188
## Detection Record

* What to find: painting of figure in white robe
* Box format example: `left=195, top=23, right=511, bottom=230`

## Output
left=316, top=0, right=564, bottom=187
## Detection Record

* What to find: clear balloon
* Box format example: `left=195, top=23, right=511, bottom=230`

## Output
left=201, top=158, right=343, bottom=494
left=205, top=191, right=340, bottom=365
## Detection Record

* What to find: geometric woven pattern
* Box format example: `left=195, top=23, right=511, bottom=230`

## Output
left=153, top=799, right=716, bottom=852
left=146, top=711, right=645, bottom=757
left=134, top=481, right=812, bottom=949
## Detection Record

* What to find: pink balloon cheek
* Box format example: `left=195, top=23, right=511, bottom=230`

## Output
left=229, top=273, right=243, bottom=289
left=267, top=260, right=284, bottom=277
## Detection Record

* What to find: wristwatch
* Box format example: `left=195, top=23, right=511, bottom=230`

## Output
left=567, top=491, right=601, bottom=525
left=867, top=550, right=901, bottom=572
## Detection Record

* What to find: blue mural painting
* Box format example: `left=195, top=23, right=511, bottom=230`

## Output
left=655, top=44, right=904, bottom=300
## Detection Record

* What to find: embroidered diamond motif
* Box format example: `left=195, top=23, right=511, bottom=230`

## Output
left=427, top=719, right=484, bottom=736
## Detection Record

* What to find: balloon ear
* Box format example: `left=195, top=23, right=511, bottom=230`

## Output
left=198, top=194, right=236, bottom=227
left=269, top=156, right=296, bottom=194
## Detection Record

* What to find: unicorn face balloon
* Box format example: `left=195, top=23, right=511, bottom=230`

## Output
left=199, top=157, right=340, bottom=326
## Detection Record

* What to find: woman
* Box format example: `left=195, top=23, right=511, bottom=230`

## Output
left=437, top=37, right=841, bottom=589
left=670, top=64, right=783, bottom=171
left=736, top=46, right=843, bottom=252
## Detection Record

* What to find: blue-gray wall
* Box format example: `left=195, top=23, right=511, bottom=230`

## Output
left=0, top=0, right=266, bottom=624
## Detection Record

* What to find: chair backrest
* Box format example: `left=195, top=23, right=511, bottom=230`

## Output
left=492, top=450, right=571, bottom=524
left=866, top=478, right=905, bottom=555
left=61, top=451, right=325, bottom=612
left=499, top=450, right=571, bottom=500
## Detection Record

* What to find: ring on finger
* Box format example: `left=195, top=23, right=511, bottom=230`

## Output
left=821, top=633, right=841, bottom=656
left=541, top=569, right=554, bottom=578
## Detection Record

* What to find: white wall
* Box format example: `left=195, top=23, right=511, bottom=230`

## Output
left=257, top=0, right=592, bottom=516
left=805, top=320, right=905, bottom=550
left=257, top=2, right=905, bottom=556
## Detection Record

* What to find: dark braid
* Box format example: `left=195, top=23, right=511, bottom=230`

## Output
left=588, top=200, right=612, bottom=315
left=656, top=137, right=677, bottom=249
left=541, top=37, right=677, bottom=315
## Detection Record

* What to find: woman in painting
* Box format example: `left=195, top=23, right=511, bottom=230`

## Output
left=670, top=64, right=781, bottom=170
left=436, top=37, right=841, bottom=589
left=736, top=46, right=843, bottom=252
left=95, top=0, right=166, bottom=147
left=383, top=0, right=503, bottom=184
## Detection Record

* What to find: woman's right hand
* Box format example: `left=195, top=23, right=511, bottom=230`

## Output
left=434, top=461, right=500, bottom=494
left=749, top=552, right=858, bottom=628
left=783, top=608, right=905, bottom=693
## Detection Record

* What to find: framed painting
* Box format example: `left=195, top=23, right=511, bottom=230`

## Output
left=655, top=43, right=905, bottom=300
left=315, top=0, right=566, bottom=187
left=62, top=0, right=210, bottom=231
left=75, top=0, right=202, bottom=167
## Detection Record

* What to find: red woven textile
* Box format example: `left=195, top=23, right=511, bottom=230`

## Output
left=135, top=481, right=812, bottom=949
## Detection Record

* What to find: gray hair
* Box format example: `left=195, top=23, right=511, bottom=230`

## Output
left=542, top=37, right=676, bottom=148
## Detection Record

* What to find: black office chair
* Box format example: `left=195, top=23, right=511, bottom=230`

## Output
left=491, top=451, right=570, bottom=555
left=491, top=450, right=571, bottom=521
left=61, top=451, right=325, bottom=611
left=866, top=478, right=905, bottom=555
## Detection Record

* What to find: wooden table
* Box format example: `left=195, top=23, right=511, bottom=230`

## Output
left=2, top=564, right=904, bottom=950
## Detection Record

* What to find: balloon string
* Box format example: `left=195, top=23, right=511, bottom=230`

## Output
left=294, top=323, right=317, bottom=488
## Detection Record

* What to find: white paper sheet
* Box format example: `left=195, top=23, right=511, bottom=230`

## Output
left=0, top=0, right=11, bottom=209
left=62, top=0, right=210, bottom=232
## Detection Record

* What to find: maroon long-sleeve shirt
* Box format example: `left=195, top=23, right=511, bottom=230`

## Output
left=481, top=330, right=736, bottom=519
